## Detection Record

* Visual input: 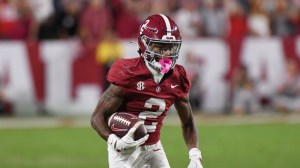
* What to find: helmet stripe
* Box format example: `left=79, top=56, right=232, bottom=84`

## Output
left=159, top=14, right=171, bottom=36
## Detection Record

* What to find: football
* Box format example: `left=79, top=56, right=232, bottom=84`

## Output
left=108, top=112, right=147, bottom=140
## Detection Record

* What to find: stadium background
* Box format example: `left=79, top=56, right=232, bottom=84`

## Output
left=0, top=0, right=300, bottom=168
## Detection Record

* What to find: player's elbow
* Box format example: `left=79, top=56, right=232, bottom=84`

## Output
left=90, top=112, right=99, bottom=130
left=90, top=116, right=96, bottom=130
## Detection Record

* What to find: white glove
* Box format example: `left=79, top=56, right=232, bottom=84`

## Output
left=107, top=126, right=149, bottom=152
left=188, top=148, right=203, bottom=168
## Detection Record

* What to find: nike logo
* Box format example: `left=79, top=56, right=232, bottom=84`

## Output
left=111, top=124, right=128, bottom=132
left=171, top=84, right=179, bottom=89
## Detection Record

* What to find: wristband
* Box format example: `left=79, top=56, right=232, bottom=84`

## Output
left=189, top=148, right=202, bottom=160
left=108, top=134, right=119, bottom=148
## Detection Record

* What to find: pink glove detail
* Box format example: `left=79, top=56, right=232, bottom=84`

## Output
left=159, top=58, right=172, bottom=73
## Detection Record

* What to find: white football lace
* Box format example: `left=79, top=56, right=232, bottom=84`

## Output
left=114, top=116, right=131, bottom=126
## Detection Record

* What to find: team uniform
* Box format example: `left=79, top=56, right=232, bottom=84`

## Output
left=91, top=14, right=203, bottom=168
left=107, top=57, right=191, bottom=167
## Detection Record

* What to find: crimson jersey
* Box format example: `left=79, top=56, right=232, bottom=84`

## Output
left=107, top=57, right=191, bottom=145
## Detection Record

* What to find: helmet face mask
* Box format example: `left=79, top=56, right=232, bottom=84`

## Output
left=138, top=14, right=182, bottom=73
left=142, top=36, right=181, bottom=67
left=148, top=41, right=181, bottom=57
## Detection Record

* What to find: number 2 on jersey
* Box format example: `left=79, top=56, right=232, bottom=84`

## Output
left=139, top=98, right=166, bottom=132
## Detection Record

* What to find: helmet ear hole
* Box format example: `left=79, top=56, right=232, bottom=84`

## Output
left=141, top=36, right=148, bottom=43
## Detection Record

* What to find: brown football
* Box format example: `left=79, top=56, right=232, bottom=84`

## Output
left=108, top=112, right=147, bottom=140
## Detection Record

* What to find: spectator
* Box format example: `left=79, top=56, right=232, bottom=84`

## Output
left=201, top=0, right=227, bottom=37
left=175, top=0, right=202, bottom=39
left=167, top=0, right=181, bottom=14
left=0, top=89, right=12, bottom=116
left=0, top=67, right=12, bottom=116
left=114, top=0, right=142, bottom=39
left=54, top=0, right=81, bottom=39
left=291, top=0, right=300, bottom=8
left=270, top=0, right=293, bottom=36
left=232, top=64, right=259, bottom=114
left=0, top=89, right=7, bottom=116
left=226, top=0, right=248, bottom=39
left=37, top=15, right=57, bottom=39
left=0, top=71, right=4, bottom=115
left=79, top=0, right=112, bottom=44
left=238, top=0, right=250, bottom=14
left=0, top=0, right=37, bottom=40
left=274, top=58, right=300, bottom=113
left=28, top=0, right=54, bottom=24
left=95, top=30, right=123, bottom=90
left=29, top=0, right=55, bottom=39
left=185, top=52, right=204, bottom=112
left=247, top=0, right=271, bottom=37
left=262, top=0, right=277, bottom=13
left=289, top=7, right=300, bottom=35
left=150, top=0, right=171, bottom=15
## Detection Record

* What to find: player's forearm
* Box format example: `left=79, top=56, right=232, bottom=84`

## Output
left=91, top=84, right=125, bottom=140
left=91, top=111, right=112, bottom=141
left=91, top=97, right=116, bottom=140
left=175, top=97, right=199, bottom=149
left=91, top=103, right=122, bottom=140
left=182, top=119, right=199, bottom=150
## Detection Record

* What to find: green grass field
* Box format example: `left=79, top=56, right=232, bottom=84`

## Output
left=0, top=123, right=300, bottom=168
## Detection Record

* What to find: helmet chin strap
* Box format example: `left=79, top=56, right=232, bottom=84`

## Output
left=146, top=61, right=164, bottom=83
left=143, top=53, right=173, bottom=83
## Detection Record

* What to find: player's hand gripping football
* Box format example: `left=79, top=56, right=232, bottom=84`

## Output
left=108, top=126, right=149, bottom=152
left=188, top=148, right=203, bottom=168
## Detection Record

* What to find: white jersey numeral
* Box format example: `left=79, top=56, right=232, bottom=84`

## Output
left=139, top=98, right=166, bottom=132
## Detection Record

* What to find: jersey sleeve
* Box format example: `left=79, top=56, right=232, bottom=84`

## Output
left=107, top=59, right=133, bottom=87
left=177, top=65, right=191, bottom=98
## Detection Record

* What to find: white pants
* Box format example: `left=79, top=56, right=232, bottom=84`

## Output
left=108, top=141, right=170, bottom=168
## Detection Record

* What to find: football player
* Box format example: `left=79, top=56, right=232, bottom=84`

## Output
left=91, top=14, right=203, bottom=168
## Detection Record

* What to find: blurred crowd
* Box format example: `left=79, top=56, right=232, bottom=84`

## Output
left=0, top=0, right=300, bottom=116
left=226, top=58, right=300, bottom=115
left=0, top=0, right=300, bottom=41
